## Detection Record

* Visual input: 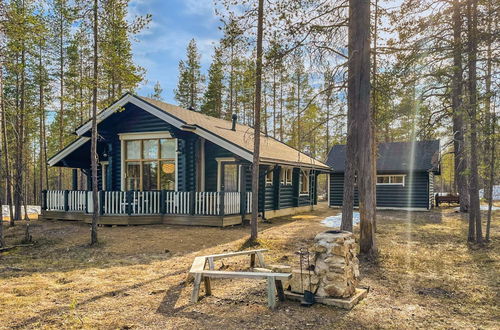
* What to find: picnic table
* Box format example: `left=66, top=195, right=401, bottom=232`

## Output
left=189, top=249, right=292, bottom=309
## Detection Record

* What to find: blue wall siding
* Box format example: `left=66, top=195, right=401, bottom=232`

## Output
left=329, top=172, right=430, bottom=209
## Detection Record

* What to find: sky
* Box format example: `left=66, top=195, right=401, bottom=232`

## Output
left=129, top=0, right=223, bottom=103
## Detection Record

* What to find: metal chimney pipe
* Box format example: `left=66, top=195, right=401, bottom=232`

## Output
left=231, top=114, right=237, bottom=131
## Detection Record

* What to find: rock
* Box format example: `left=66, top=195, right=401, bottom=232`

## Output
left=289, top=269, right=319, bottom=294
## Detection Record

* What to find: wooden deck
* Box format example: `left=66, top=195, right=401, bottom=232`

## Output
left=39, top=211, right=242, bottom=227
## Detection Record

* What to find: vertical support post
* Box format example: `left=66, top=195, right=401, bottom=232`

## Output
left=190, top=191, right=195, bottom=215
left=99, top=190, right=105, bottom=215
left=41, top=190, right=47, bottom=211
left=63, top=190, right=69, bottom=211
left=72, top=169, right=78, bottom=190
left=240, top=165, right=246, bottom=216
left=107, top=143, right=112, bottom=191
left=160, top=190, right=166, bottom=214
left=126, top=191, right=132, bottom=215
left=85, top=191, right=89, bottom=213
left=267, top=276, right=277, bottom=309
left=219, top=191, right=225, bottom=216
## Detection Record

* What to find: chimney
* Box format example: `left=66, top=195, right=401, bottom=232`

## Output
left=231, top=114, right=237, bottom=131
left=188, top=106, right=195, bottom=111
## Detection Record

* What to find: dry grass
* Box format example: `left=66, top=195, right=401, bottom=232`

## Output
left=0, top=207, right=498, bottom=329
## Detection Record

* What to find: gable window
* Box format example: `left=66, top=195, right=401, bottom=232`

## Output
left=280, top=167, right=293, bottom=185
left=265, top=170, right=274, bottom=186
left=124, top=137, right=176, bottom=191
left=299, top=169, right=310, bottom=195
left=376, top=175, right=405, bottom=186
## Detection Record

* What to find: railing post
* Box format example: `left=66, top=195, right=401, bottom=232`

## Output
left=99, top=190, right=105, bottom=215
left=63, top=190, right=69, bottom=211
left=85, top=191, right=89, bottom=213
left=160, top=190, right=166, bottom=214
left=240, top=191, right=246, bottom=215
left=219, top=191, right=225, bottom=216
left=41, top=190, right=47, bottom=211
left=126, top=191, right=133, bottom=215
left=190, top=191, right=196, bottom=215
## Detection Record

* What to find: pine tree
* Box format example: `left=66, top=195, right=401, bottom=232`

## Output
left=174, top=39, right=204, bottom=110
left=202, top=46, right=224, bottom=117
left=149, top=81, right=163, bottom=100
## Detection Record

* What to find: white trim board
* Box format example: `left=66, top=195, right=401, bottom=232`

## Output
left=47, top=137, right=90, bottom=167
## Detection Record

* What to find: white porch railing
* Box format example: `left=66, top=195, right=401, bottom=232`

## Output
left=43, top=190, right=253, bottom=217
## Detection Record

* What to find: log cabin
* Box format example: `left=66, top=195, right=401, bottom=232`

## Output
left=41, top=93, right=331, bottom=226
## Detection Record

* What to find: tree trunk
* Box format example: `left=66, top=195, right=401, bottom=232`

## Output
left=90, top=0, right=99, bottom=245
left=349, top=0, right=376, bottom=255
left=466, top=0, right=481, bottom=243
left=250, top=0, right=264, bottom=241
left=0, top=66, right=4, bottom=248
left=451, top=0, right=469, bottom=213
left=1, top=67, right=13, bottom=226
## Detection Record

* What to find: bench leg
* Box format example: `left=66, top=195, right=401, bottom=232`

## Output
left=250, top=254, right=255, bottom=268
left=208, top=257, right=215, bottom=270
left=204, top=276, right=212, bottom=296
left=256, top=252, right=266, bottom=268
left=267, top=276, right=276, bottom=309
left=191, top=273, right=202, bottom=303
left=275, top=279, right=285, bottom=302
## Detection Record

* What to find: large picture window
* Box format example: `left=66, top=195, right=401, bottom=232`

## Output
left=376, top=175, right=405, bottom=186
left=124, top=138, right=176, bottom=191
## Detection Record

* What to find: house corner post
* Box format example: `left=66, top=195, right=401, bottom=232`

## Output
left=160, top=190, right=166, bottom=214
left=63, top=190, right=69, bottom=211
left=99, top=190, right=105, bottom=215
left=219, top=191, right=225, bottom=216
left=190, top=191, right=195, bottom=215
left=126, top=191, right=132, bottom=215
left=41, top=190, right=47, bottom=211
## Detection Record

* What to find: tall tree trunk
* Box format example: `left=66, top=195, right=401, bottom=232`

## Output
left=1, top=67, right=13, bottom=225
left=58, top=4, right=65, bottom=190
left=90, top=0, right=99, bottom=245
left=250, top=0, right=264, bottom=241
left=0, top=65, right=4, bottom=248
left=452, top=0, right=469, bottom=213
left=466, top=0, right=481, bottom=243
left=371, top=0, right=379, bottom=232
left=484, top=0, right=494, bottom=242
left=349, top=0, right=376, bottom=255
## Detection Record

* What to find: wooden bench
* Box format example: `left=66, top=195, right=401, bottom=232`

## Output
left=189, top=249, right=291, bottom=309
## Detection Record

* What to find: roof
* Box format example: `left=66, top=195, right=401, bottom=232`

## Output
left=51, top=93, right=330, bottom=170
left=326, top=140, right=440, bottom=173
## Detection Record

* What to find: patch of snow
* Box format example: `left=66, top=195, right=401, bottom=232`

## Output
left=479, top=185, right=500, bottom=200
left=2, top=205, right=41, bottom=217
left=321, top=212, right=361, bottom=228
left=453, top=205, right=500, bottom=211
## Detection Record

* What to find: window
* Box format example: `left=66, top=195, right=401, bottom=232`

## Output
left=265, top=170, right=273, bottom=186
left=280, top=167, right=292, bottom=185
left=124, top=138, right=176, bottom=190
left=376, top=175, right=405, bottom=186
left=222, top=163, right=239, bottom=192
left=300, top=169, right=310, bottom=194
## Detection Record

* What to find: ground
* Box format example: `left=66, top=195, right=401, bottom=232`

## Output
left=0, top=206, right=498, bottom=329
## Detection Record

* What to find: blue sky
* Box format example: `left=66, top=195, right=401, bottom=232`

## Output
left=129, top=0, right=222, bottom=103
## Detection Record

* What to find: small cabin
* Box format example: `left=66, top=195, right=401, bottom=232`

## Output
left=326, top=140, right=440, bottom=210
left=41, top=93, right=330, bottom=226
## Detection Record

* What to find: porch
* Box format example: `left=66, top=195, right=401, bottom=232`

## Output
left=40, top=190, right=252, bottom=227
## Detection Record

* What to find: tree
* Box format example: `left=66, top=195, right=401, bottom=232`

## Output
left=348, top=0, right=376, bottom=255
left=466, top=0, right=481, bottom=244
left=149, top=81, right=163, bottom=100
left=174, top=39, right=204, bottom=110
left=90, top=0, right=99, bottom=245
left=202, top=46, right=224, bottom=117
left=250, top=0, right=264, bottom=241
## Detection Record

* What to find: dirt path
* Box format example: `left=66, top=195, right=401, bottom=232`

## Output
left=0, top=208, right=498, bottom=329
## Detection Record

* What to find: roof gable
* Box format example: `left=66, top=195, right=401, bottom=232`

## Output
left=326, top=140, right=440, bottom=173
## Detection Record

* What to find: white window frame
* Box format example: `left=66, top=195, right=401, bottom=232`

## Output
left=280, top=167, right=293, bottom=185
left=376, top=174, right=406, bottom=186
left=119, top=132, right=177, bottom=191
left=299, top=169, right=310, bottom=195
left=216, top=157, right=241, bottom=192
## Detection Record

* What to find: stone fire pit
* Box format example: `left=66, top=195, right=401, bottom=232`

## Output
left=311, top=230, right=359, bottom=298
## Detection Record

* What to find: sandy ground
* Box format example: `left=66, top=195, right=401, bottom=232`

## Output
left=0, top=207, right=498, bottom=329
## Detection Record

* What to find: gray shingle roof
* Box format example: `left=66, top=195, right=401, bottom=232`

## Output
left=326, top=140, right=440, bottom=173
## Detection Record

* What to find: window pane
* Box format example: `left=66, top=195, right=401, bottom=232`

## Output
left=142, top=161, right=158, bottom=190
left=287, top=169, right=293, bottom=184
left=126, top=162, right=140, bottom=190
left=126, top=141, right=140, bottom=160
left=143, top=139, right=158, bottom=159
left=391, top=176, right=403, bottom=184
left=160, top=139, right=176, bottom=159
left=223, top=164, right=238, bottom=192
left=160, top=160, right=176, bottom=190
left=300, top=171, right=309, bottom=193
left=377, top=176, right=390, bottom=184
left=266, top=171, right=273, bottom=185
